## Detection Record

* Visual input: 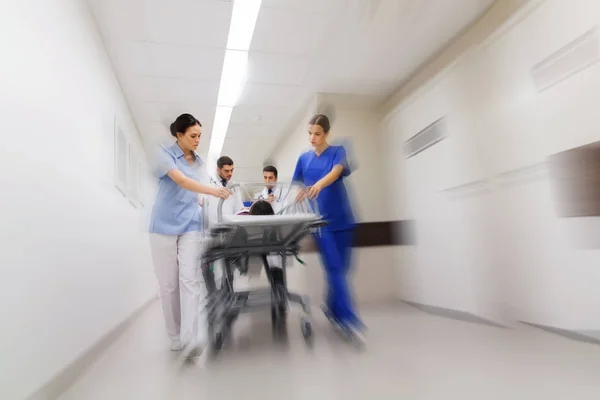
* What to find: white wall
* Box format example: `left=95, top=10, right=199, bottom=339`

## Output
left=0, top=0, right=156, bottom=398
left=270, top=95, right=319, bottom=182
left=382, top=0, right=600, bottom=330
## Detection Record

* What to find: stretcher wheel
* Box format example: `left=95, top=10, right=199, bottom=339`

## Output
left=271, top=284, right=287, bottom=322
left=213, top=332, right=224, bottom=351
left=271, top=306, right=287, bottom=324
left=301, top=317, right=312, bottom=340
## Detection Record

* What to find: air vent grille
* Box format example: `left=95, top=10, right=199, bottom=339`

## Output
left=405, top=117, right=447, bottom=158
left=532, top=28, right=600, bottom=92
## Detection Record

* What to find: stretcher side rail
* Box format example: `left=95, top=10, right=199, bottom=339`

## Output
left=216, top=182, right=320, bottom=222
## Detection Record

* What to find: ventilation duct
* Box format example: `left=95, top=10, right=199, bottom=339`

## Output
left=405, top=117, right=447, bottom=158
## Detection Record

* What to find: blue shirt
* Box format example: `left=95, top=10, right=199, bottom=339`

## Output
left=149, top=143, right=206, bottom=235
left=292, top=145, right=355, bottom=231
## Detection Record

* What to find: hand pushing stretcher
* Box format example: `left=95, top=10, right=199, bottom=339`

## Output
left=201, top=182, right=326, bottom=353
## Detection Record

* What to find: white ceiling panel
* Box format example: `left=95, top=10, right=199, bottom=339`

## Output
left=221, top=140, right=269, bottom=168
left=110, top=42, right=225, bottom=80
left=129, top=101, right=216, bottom=126
left=89, top=0, right=232, bottom=47
left=262, top=0, right=346, bottom=14
left=226, top=124, right=283, bottom=140
left=230, top=105, right=294, bottom=126
left=144, top=44, right=224, bottom=80
left=141, top=0, right=231, bottom=47
left=317, top=76, right=403, bottom=96
left=104, top=40, right=152, bottom=76
left=88, top=0, right=149, bottom=42
left=247, top=53, right=311, bottom=85
left=237, top=83, right=300, bottom=107
left=121, top=76, right=219, bottom=104
left=251, top=7, right=329, bottom=56
left=136, top=120, right=173, bottom=143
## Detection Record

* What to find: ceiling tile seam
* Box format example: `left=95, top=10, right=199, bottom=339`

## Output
left=116, top=40, right=227, bottom=50
left=261, top=5, right=334, bottom=15
left=125, top=74, right=221, bottom=82
left=244, top=82, right=302, bottom=88
left=249, top=49, right=318, bottom=58
left=116, top=40, right=319, bottom=58
left=141, top=100, right=217, bottom=105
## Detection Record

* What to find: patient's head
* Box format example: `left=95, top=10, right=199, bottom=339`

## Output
left=249, top=200, right=274, bottom=216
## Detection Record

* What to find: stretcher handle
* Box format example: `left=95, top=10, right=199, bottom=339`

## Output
left=310, top=220, right=328, bottom=229
left=272, top=182, right=320, bottom=216
left=216, top=182, right=244, bottom=223
left=276, top=196, right=320, bottom=216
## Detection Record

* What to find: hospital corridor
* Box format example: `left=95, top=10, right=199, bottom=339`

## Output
left=4, top=0, right=600, bottom=399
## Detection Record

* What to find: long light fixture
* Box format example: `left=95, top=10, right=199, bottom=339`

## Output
left=207, top=106, right=233, bottom=164
left=216, top=50, right=249, bottom=107
left=207, top=0, right=262, bottom=165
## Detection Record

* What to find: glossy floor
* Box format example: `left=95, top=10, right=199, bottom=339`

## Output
left=59, top=301, right=600, bottom=399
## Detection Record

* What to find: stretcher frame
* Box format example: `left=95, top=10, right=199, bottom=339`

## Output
left=202, top=182, right=326, bottom=352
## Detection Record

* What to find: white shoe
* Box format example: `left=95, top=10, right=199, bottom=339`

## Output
left=179, top=342, right=208, bottom=368
left=344, top=325, right=367, bottom=348
left=191, top=345, right=209, bottom=368
left=182, top=340, right=205, bottom=358
left=170, top=339, right=183, bottom=351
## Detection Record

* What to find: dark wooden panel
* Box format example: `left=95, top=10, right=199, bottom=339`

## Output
left=299, top=220, right=415, bottom=252
left=549, top=141, right=600, bottom=217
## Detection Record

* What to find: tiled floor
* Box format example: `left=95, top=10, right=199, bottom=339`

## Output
left=59, top=301, right=600, bottom=399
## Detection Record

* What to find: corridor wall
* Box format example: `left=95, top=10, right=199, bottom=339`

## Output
left=0, top=0, right=157, bottom=398
left=381, top=0, right=600, bottom=331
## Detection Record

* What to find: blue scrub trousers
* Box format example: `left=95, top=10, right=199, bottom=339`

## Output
left=314, top=229, right=361, bottom=327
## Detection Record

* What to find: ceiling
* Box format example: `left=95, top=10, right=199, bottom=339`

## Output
left=89, top=0, right=495, bottom=181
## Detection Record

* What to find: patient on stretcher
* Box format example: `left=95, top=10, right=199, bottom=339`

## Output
left=248, top=200, right=284, bottom=287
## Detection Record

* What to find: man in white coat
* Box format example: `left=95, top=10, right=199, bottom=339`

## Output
left=252, top=165, right=290, bottom=214
left=205, top=156, right=244, bottom=224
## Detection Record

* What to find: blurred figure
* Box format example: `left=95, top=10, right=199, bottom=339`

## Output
left=248, top=200, right=284, bottom=289
left=203, top=156, right=244, bottom=295
left=148, top=113, right=230, bottom=355
left=292, top=114, right=364, bottom=339
left=254, top=165, right=286, bottom=213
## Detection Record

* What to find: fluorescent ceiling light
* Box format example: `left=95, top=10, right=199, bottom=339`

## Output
left=207, top=106, right=233, bottom=163
left=217, top=50, right=248, bottom=107
left=227, top=0, right=263, bottom=51
left=207, top=0, right=262, bottom=161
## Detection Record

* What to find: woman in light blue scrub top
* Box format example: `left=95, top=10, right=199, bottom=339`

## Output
left=149, top=113, right=230, bottom=355
left=292, top=114, right=364, bottom=338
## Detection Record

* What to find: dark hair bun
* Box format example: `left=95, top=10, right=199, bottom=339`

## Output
left=170, top=113, right=202, bottom=137
left=308, top=113, right=331, bottom=133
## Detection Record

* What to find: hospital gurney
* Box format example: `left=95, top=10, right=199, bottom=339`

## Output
left=202, top=182, right=326, bottom=352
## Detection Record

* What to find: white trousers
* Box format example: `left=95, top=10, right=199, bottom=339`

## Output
left=150, top=231, right=208, bottom=347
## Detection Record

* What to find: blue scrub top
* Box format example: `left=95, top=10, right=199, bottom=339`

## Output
left=149, top=142, right=205, bottom=235
left=292, top=145, right=355, bottom=232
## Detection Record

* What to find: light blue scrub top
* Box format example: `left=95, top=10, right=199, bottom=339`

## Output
left=149, top=142, right=206, bottom=235
left=292, top=145, right=355, bottom=232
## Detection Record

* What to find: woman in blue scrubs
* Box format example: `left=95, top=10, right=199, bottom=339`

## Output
left=292, top=114, right=364, bottom=338
left=149, top=113, right=230, bottom=356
